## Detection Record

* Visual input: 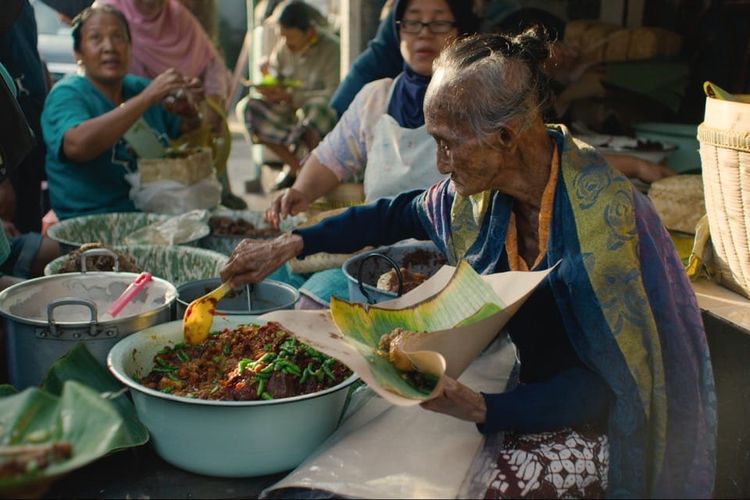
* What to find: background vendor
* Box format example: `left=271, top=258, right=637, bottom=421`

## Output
left=41, top=5, right=203, bottom=221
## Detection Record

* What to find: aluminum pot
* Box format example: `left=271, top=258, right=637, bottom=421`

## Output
left=0, top=272, right=177, bottom=388
left=175, top=278, right=299, bottom=318
left=342, top=239, right=447, bottom=304
left=107, top=316, right=359, bottom=477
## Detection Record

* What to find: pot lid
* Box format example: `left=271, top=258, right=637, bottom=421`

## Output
left=0, top=272, right=177, bottom=324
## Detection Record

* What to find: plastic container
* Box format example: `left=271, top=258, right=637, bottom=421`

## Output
left=633, top=122, right=701, bottom=173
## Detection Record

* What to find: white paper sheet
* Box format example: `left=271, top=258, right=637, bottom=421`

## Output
left=262, top=335, right=517, bottom=499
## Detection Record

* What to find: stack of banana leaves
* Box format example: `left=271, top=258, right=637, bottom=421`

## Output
left=0, top=345, right=148, bottom=497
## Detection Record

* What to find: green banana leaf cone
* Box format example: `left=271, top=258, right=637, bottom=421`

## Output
left=330, top=261, right=504, bottom=400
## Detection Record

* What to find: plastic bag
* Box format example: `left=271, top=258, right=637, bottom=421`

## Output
left=124, top=209, right=209, bottom=246
left=125, top=172, right=221, bottom=215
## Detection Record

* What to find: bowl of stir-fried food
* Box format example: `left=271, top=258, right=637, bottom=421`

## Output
left=107, top=315, right=357, bottom=477
left=201, top=210, right=305, bottom=255
left=342, top=240, right=447, bottom=304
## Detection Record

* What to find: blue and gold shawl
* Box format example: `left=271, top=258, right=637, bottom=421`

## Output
left=415, top=125, right=716, bottom=498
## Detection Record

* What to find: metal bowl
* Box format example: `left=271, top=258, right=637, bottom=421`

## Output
left=342, top=240, right=446, bottom=304
left=0, top=272, right=177, bottom=388
left=107, top=316, right=358, bottom=477
left=175, top=278, right=299, bottom=318
left=47, top=212, right=210, bottom=254
left=201, top=209, right=305, bottom=255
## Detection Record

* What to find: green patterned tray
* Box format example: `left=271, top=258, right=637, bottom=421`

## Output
left=44, top=245, right=228, bottom=287
left=47, top=213, right=209, bottom=254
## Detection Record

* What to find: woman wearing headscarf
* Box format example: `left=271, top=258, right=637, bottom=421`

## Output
left=264, top=0, right=479, bottom=308
left=268, top=0, right=478, bottom=217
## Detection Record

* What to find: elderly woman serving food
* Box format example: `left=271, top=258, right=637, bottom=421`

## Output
left=41, top=5, right=204, bottom=221
left=221, top=31, right=716, bottom=498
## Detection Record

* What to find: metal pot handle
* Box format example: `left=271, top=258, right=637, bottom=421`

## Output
left=357, top=252, right=403, bottom=304
left=47, top=298, right=99, bottom=337
left=80, top=248, right=120, bottom=273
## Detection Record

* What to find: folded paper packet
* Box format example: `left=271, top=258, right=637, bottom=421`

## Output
left=261, top=261, right=553, bottom=405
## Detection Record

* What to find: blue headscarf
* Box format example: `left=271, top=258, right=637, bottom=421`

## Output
left=387, top=0, right=479, bottom=128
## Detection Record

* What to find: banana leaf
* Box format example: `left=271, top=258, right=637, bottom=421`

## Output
left=330, top=261, right=504, bottom=399
left=0, top=381, right=147, bottom=497
left=0, top=386, right=17, bottom=398
left=42, top=343, right=148, bottom=445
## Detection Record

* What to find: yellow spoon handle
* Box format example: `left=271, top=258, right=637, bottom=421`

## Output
left=207, top=281, right=232, bottom=301
left=183, top=281, right=234, bottom=345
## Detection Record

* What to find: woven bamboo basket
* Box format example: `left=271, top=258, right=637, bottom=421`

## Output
left=698, top=94, right=750, bottom=297
left=648, top=175, right=705, bottom=234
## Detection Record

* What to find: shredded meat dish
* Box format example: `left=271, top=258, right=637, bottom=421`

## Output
left=57, top=243, right=141, bottom=273
left=0, top=442, right=73, bottom=479
left=375, top=249, right=447, bottom=294
left=209, top=216, right=280, bottom=238
left=376, top=267, right=430, bottom=294
left=377, top=328, right=438, bottom=393
left=140, top=322, right=351, bottom=401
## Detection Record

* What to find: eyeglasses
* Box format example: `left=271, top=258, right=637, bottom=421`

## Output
left=397, top=20, right=457, bottom=34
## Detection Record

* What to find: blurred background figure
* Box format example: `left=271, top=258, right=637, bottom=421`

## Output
left=237, top=0, right=340, bottom=191
left=0, top=59, right=59, bottom=290
left=93, top=0, right=246, bottom=208
left=0, top=0, right=50, bottom=234
left=262, top=0, right=480, bottom=309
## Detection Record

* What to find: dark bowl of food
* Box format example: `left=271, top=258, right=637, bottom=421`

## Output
left=201, top=210, right=305, bottom=255
left=342, top=240, right=447, bottom=304
left=107, top=316, right=358, bottom=477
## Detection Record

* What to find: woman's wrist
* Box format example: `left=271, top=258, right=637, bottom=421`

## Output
left=276, top=232, right=304, bottom=261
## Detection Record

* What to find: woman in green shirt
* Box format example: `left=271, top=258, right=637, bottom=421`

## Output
left=41, top=5, right=203, bottom=221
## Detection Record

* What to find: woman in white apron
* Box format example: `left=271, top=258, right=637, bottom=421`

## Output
left=262, top=0, right=480, bottom=307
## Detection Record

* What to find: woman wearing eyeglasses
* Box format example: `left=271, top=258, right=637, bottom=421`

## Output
left=263, top=0, right=478, bottom=308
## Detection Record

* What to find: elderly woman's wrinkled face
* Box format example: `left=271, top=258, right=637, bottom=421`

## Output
left=133, top=0, right=166, bottom=18
left=426, top=105, right=507, bottom=197
left=75, top=12, right=130, bottom=85
left=399, top=0, right=458, bottom=76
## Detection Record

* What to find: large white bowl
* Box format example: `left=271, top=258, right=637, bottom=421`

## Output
left=107, top=316, right=358, bottom=477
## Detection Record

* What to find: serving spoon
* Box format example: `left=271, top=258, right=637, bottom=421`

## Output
left=183, top=281, right=232, bottom=344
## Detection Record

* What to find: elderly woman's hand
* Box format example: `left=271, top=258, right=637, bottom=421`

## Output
left=264, top=188, right=310, bottom=230
left=420, top=376, right=487, bottom=424
left=220, top=233, right=304, bottom=287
